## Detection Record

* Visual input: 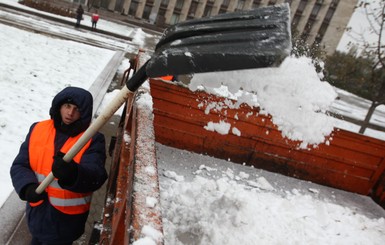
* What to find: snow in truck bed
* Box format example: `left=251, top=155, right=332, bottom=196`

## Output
left=156, top=143, right=385, bottom=245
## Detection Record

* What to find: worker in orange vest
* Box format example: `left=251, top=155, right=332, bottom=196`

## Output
left=10, top=87, right=107, bottom=244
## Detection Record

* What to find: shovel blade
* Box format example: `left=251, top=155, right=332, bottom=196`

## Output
left=146, top=3, right=291, bottom=77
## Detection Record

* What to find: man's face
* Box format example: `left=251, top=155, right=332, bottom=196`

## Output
left=60, top=103, right=81, bottom=125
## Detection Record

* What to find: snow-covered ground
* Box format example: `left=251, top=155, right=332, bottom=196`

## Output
left=1, top=0, right=131, bottom=37
left=0, top=0, right=154, bottom=206
left=1, top=1, right=385, bottom=244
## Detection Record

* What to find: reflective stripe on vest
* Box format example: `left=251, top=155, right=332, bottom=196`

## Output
left=36, top=172, right=61, bottom=189
left=29, top=119, right=92, bottom=214
left=50, top=196, right=92, bottom=206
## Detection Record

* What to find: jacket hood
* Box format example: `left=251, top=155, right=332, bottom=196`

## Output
left=49, top=87, right=93, bottom=136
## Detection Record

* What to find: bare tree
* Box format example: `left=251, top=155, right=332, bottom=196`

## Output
left=345, top=0, right=385, bottom=134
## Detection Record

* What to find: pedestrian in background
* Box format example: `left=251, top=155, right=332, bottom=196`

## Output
left=10, top=87, right=108, bottom=245
left=91, top=10, right=100, bottom=30
left=75, top=4, right=84, bottom=28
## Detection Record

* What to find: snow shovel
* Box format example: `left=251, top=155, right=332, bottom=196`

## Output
left=36, top=3, right=291, bottom=194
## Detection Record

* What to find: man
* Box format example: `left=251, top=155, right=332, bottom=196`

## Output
left=10, top=87, right=108, bottom=245
left=75, top=4, right=84, bottom=28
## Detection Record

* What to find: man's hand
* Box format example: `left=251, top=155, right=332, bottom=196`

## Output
left=52, top=152, right=78, bottom=186
left=23, top=183, right=47, bottom=203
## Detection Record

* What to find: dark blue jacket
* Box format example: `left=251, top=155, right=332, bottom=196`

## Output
left=10, top=87, right=107, bottom=243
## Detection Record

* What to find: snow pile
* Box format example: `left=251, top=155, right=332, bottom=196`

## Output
left=189, top=56, right=338, bottom=149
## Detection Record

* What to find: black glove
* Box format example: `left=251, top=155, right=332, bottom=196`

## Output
left=23, top=183, right=47, bottom=203
left=52, top=152, right=78, bottom=186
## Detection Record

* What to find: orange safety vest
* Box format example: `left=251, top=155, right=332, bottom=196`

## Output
left=28, top=119, right=92, bottom=215
left=159, top=75, right=173, bottom=81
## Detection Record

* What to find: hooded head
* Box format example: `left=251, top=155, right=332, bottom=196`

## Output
left=49, top=87, right=93, bottom=136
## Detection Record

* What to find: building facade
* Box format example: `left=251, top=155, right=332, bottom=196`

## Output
left=82, top=0, right=357, bottom=54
